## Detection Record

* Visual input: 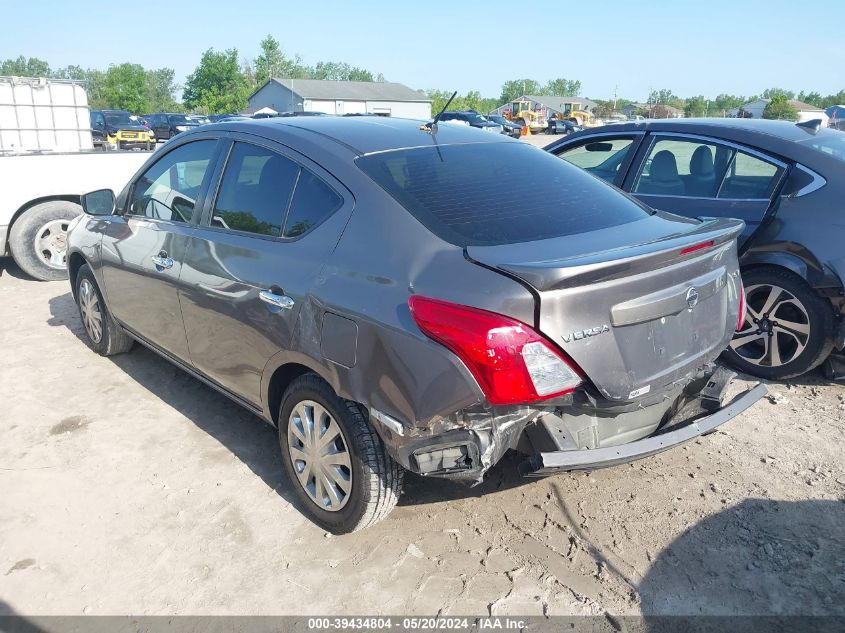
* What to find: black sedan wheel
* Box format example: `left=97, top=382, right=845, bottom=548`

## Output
left=725, top=267, right=835, bottom=380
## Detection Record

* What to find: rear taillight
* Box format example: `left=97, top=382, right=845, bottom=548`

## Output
left=408, top=296, right=582, bottom=405
left=736, top=278, right=746, bottom=331
left=680, top=240, right=714, bottom=256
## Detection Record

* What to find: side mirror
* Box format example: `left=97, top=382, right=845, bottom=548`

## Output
left=585, top=142, right=613, bottom=152
left=81, top=189, right=116, bottom=216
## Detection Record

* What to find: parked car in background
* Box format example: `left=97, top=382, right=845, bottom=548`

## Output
left=90, top=110, right=155, bottom=150
left=439, top=111, right=503, bottom=133
left=214, top=115, right=251, bottom=123
left=547, top=118, right=845, bottom=379
left=547, top=118, right=583, bottom=135
left=66, top=117, right=762, bottom=533
left=189, top=115, right=211, bottom=125
left=275, top=111, right=329, bottom=118
left=486, top=114, right=523, bottom=137
left=144, top=113, right=201, bottom=140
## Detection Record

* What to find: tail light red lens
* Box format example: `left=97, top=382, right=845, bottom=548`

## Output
left=680, top=240, right=714, bottom=256
left=736, top=278, right=746, bottom=331
left=408, top=296, right=582, bottom=405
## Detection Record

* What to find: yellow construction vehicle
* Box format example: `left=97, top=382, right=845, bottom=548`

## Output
left=503, top=99, right=546, bottom=133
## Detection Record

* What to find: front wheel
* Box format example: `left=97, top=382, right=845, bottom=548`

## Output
left=74, top=264, right=134, bottom=356
left=723, top=267, right=835, bottom=379
left=278, top=374, right=404, bottom=533
left=9, top=201, right=82, bottom=281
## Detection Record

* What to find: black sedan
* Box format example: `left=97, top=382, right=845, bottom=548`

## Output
left=545, top=118, right=845, bottom=380
left=547, top=118, right=583, bottom=135
left=486, top=114, right=523, bottom=138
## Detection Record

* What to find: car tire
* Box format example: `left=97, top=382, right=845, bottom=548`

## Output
left=74, top=264, right=134, bottom=356
left=723, top=266, right=835, bottom=380
left=9, top=200, right=83, bottom=281
left=278, top=373, right=404, bottom=534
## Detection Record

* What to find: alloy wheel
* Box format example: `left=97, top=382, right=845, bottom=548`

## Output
left=78, top=279, right=103, bottom=343
left=730, top=283, right=810, bottom=368
left=287, top=400, right=352, bottom=512
left=34, top=219, right=71, bottom=270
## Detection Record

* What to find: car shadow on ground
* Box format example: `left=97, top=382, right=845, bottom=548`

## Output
left=637, top=498, right=845, bottom=621
left=0, top=257, right=32, bottom=280
left=46, top=290, right=299, bottom=508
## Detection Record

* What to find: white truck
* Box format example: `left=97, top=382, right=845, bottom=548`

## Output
left=1, top=76, right=149, bottom=280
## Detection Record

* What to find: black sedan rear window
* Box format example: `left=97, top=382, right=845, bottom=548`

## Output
left=356, top=142, right=649, bottom=246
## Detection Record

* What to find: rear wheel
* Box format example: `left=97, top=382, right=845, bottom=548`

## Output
left=724, top=267, right=835, bottom=379
left=9, top=201, right=82, bottom=281
left=278, top=373, right=403, bottom=533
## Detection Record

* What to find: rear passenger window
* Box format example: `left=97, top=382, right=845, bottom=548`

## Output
left=212, top=142, right=299, bottom=236
left=284, top=170, right=343, bottom=238
left=718, top=151, right=780, bottom=199
left=633, top=138, right=728, bottom=198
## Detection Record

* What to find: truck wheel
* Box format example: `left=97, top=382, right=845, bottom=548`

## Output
left=9, top=200, right=82, bottom=281
left=724, top=266, right=835, bottom=380
left=278, top=373, right=404, bottom=534
left=73, top=264, right=134, bottom=356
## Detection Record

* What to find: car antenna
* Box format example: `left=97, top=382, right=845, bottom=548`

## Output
left=796, top=118, right=822, bottom=135
left=421, top=91, right=457, bottom=133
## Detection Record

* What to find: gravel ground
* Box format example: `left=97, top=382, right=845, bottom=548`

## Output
left=1, top=257, right=843, bottom=618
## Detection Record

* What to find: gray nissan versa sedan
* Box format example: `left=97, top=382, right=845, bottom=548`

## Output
left=66, top=116, right=765, bottom=533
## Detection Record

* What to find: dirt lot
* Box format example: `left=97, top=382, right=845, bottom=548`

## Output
left=1, top=258, right=843, bottom=618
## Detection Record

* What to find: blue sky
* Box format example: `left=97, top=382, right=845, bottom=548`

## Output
left=3, top=0, right=841, bottom=101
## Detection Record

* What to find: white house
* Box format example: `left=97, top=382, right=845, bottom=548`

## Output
left=729, top=99, right=829, bottom=124
left=247, top=79, right=431, bottom=119
left=490, top=94, right=599, bottom=119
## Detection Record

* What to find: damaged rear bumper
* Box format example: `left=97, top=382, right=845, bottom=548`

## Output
left=518, top=382, right=767, bottom=476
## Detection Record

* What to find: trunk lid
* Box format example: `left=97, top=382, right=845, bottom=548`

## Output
left=467, top=215, right=745, bottom=401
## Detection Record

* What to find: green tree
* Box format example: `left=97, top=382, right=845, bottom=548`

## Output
left=183, top=48, right=251, bottom=114
left=499, top=79, right=543, bottom=103
left=797, top=90, right=823, bottom=107
left=544, top=77, right=581, bottom=96
left=0, top=55, right=50, bottom=76
left=762, top=87, right=795, bottom=100
left=713, top=93, right=745, bottom=115
left=762, top=94, right=799, bottom=120
left=102, top=63, right=149, bottom=113
left=313, top=61, right=374, bottom=82
left=145, top=68, right=178, bottom=112
left=684, top=95, right=707, bottom=117
left=253, top=35, right=305, bottom=85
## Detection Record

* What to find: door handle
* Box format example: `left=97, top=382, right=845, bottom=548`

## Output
left=259, top=290, right=295, bottom=310
left=151, top=251, right=174, bottom=269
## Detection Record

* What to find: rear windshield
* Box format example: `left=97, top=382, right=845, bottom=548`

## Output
left=356, top=142, right=649, bottom=246
left=796, top=128, right=845, bottom=164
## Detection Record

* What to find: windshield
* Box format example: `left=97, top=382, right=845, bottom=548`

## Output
left=104, top=112, right=135, bottom=126
left=465, top=113, right=489, bottom=125
left=357, top=142, right=649, bottom=246
left=487, top=115, right=505, bottom=124
left=169, top=114, right=195, bottom=124
left=797, top=128, right=845, bottom=163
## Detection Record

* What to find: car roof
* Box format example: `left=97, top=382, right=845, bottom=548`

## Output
left=216, top=115, right=514, bottom=155
left=591, top=117, right=827, bottom=143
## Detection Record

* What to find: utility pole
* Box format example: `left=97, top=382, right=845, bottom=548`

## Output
left=613, top=84, right=618, bottom=112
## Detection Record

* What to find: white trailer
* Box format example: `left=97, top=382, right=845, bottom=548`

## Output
left=0, top=77, right=150, bottom=280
